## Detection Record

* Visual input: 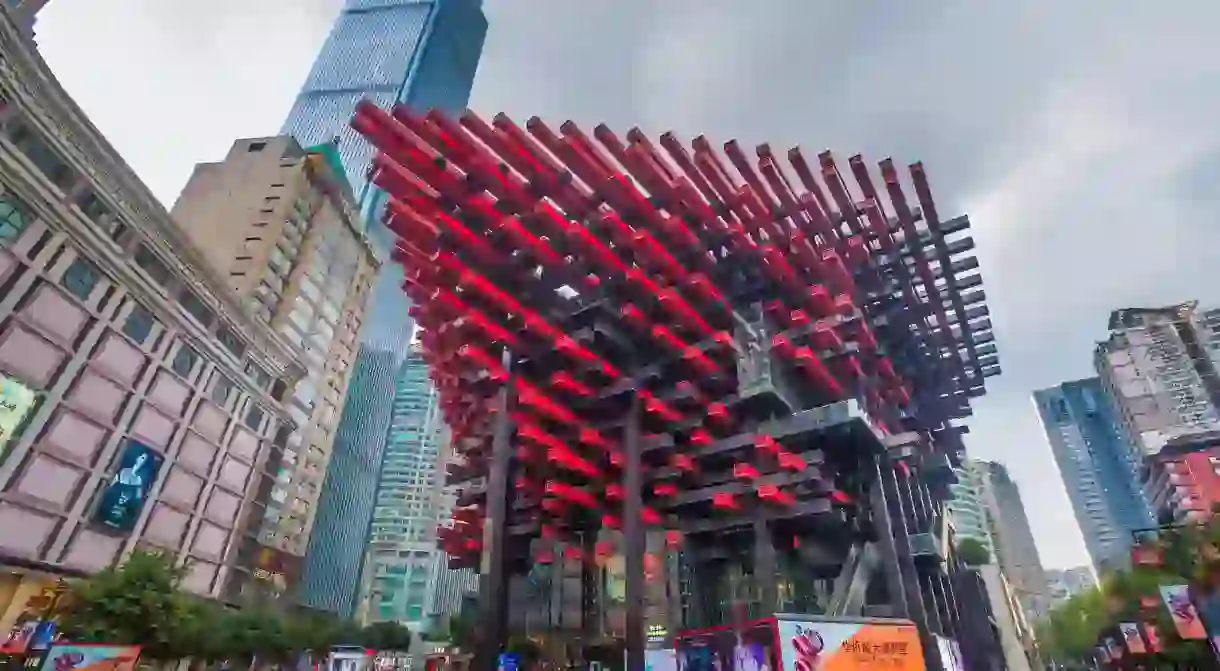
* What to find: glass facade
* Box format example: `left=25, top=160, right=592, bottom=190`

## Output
left=1034, top=378, right=1155, bottom=572
left=948, top=462, right=994, bottom=557
left=284, top=0, right=488, bottom=615
left=298, top=347, right=398, bottom=615
left=361, top=350, right=444, bottom=626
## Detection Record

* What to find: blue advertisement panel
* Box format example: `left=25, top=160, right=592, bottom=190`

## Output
left=94, top=440, right=163, bottom=532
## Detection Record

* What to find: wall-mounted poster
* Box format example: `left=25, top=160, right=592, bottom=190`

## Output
left=38, top=644, right=140, bottom=671
left=0, top=373, right=37, bottom=457
left=94, top=440, right=163, bottom=532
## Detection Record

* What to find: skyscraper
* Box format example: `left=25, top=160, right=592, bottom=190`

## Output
left=975, top=461, right=1050, bottom=621
left=298, top=347, right=398, bottom=616
left=1034, top=378, right=1154, bottom=572
left=279, top=0, right=488, bottom=615
left=356, top=347, right=445, bottom=627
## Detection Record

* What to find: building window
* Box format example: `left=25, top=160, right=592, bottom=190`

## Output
left=211, top=374, right=233, bottom=405
left=248, top=141, right=267, bottom=152
left=172, top=344, right=198, bottom=379
left=217, top=326, right=247, bottom=359
left=8, top=121, right=74, bottom=189
left=61, top=256, right=101, bottom=301
left=123, top=303, right=156, bottom=344
left=133, top=243, right=172, bottom=286
left=0, top=193, right=33, bottom=243
left=245, top=405, right=264, bottom=431
left=177, top=289, right=215, bottom=328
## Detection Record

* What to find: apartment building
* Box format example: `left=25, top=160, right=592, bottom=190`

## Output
left=170, top=136, right=377, bottom=599
left=0, top=7, right=301, bottom=622
left=948, top=462, right=995, bottom=557
left=1095, top=303, right=1220, bottom=458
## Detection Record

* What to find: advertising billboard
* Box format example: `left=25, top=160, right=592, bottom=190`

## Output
left=0, top=373, right=37, bottom=456
left=1160, top=584, right=1208, bottom=640
left=39, top=644, right=140, bottom=671
left=94, top=440, right=164, bottom=532
left=776, top=616, right=925, bottom=671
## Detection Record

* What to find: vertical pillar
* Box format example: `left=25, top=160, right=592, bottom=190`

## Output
left=878, top=461, right=943, bottom=671
left=753, top=516, right=778, bottom=614
left=623, top=393, right=646, bottom=671
left=869, top=459, right=908, bottom=619
left=474, top=351, right=515, bottom=671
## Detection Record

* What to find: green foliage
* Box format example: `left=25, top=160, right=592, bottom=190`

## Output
left=357, top=621, right=414, bottom=651
left=1036, top=519, right=1220, bottom=667
left=54, top=550, right=385, bottom=662
left=955, top=537, right=990, bottom=566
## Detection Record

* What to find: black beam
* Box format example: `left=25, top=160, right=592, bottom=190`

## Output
left=473, top=352, right=515, bottom=671
left=623, top=393, right=646, bottom=671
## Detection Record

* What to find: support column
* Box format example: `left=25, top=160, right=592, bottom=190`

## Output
left=623, top=394, right=646, bottom=671
left=474, top=352, right=515, bottom=671
left=753, top=516, right=778, bottom=615
left=869, top=459, right=908, bottom=619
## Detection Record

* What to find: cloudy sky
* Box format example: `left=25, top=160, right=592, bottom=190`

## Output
left=35, top=0, right=1220, bottom=569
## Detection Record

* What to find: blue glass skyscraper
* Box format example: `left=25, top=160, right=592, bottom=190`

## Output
left=1034, top=378, right=1155, bottom=572
left=288, top=0, right=487, bottom=615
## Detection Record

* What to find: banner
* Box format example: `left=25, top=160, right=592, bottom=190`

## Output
left=94, top=440, right=163, bottom=532
left=1160, top=584, right=1208, bottom=640
left=39, top=644, right=140, bottom=671
left=776, top=617, right=925, bottom=671
left=1143, top=622, right=1162, bottom=652
left=1119, top=623, right=1145, bottom=655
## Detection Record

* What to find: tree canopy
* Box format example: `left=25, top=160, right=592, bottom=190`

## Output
left=1035, top=520, right=1220, bottom=667
left=53, top=550, right=412, bottom=662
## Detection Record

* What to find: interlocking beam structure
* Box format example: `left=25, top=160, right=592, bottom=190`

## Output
left=347, top=100, right=1002, bottom=671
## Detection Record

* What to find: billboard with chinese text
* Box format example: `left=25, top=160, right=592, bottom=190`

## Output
left=776, top=616, right=925, bottom=671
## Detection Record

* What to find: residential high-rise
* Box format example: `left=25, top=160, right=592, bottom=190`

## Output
left=1034, top=378, right=1154, bottom=572
left=948, top=462, right=995, bottom=557
left=169, top=136, right=378, bottom=600
left=975, top=461, right=1051, bottom=621
left=1095, top=302, right=1220, bottom=458
left=0, top=10, right=300, bottom=620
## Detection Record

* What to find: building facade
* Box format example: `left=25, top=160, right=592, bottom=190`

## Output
left=279, top=0, right=489, bottom=612
left=977, top=565, right=1036, bottom=671
left=0, top=0, right=45, bottom=35
left=169, top=136, right=378, bottom=600
left=358, top=347, right=445, bottom=626
left=1145, top=431, right=1220, bottom=525
left=975, top=461, right=1051, bottom=621
left=298, top=346, right=397, bottom=615
left=1034, top=378, right=1154, bottom=572
left=0, top=7, right=302, bottom=622
left=948, top=462, right=995, bottom=557
left=1095, top=303, right=1220, bottom=458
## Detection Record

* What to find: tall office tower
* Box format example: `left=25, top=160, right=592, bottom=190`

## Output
left=0, top=15, right=301, bottom=614
left=170, top=137, right=377, bottom=600
left=281, top=1, right=489, bottom=613
left=948, top=463, right=996, bottom=557
left=1034, top=378, right=1154, bottom=572
left=1095, top=302, right=1220, bottom=458
left=298, top=346, right=397, bottom=615
left=357, top=347, right=446, bottom=627
left=974, top=461, right=1051, bottom=621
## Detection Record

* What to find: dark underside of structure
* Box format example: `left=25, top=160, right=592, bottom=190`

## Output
left=348, top=100, right=1004, bottom=671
